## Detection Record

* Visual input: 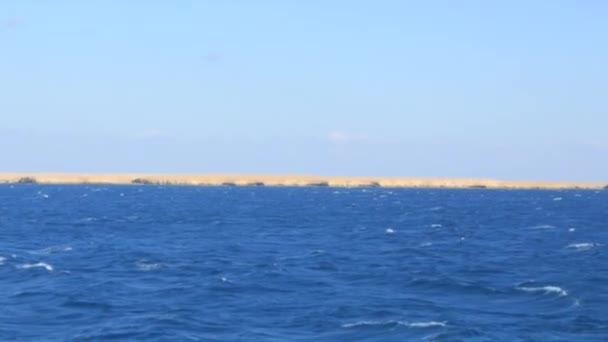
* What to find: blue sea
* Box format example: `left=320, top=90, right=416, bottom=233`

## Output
left=0, top=185, right=607, bottom=341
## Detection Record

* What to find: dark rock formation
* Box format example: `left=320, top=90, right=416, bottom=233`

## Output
left=469, top=185, right=487, bottom=189
left=307, top=181, right=329, bottom=187
left=132, top=178, right=154, bottom=185
left=17, top=177, right=37, bottom=184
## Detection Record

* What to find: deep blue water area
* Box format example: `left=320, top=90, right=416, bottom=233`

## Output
left=0, top=185, right=607, bottom=341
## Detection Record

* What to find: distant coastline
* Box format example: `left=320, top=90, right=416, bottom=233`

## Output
left=0, top=173, right=606, bottom=190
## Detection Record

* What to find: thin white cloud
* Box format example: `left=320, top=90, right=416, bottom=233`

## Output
left=327, top=131, right=352, bottom=143
left=326, top=130, right=369, bottom=144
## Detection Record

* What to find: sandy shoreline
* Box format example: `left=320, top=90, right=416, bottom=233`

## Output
left=0, top=173, right=605, bottom=189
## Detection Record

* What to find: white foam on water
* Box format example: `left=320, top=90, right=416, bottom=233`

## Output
left=17, top=262, right=54, bottom=272
left=553, top=197, right=562, bottom=201
left=135, top=260, right=162, bottom=271
left=406, top=321, right=447, bottom=328
left=30, top=245, right=73, bottom=255
left=342, top=320, right=446, bottom=329
left=0, top=256, right=6, bottom=265
left=431, top=224, right=442, bottom=228
left=220, top=276, right=233, bottom=283
left=516, top=285, right=567, bottom=296
left=566, top=243, right=600, bottom=251
left=429, top=206, right=442, bottom=211
left=574, top=194, right=582, bottom=197
left=119, top=193, right=125, bottom=197
left=385, top=228, right=395, bottom=234
left=342, top=321, right=385, bottom=328
left=568, top=228, right=576, bottom=232
left=530, top=224, right=556, bottom=229
left=420, top=242, right=433, bottom=247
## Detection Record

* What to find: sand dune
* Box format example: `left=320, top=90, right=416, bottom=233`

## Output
left=0, top=173, right=605, bottom=189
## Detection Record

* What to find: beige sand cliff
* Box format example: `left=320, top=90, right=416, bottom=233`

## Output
left=0, top=173, right=605, bottom=189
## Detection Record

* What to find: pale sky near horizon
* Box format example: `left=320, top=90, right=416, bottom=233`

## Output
left=1, top=1, right=607, bottom=180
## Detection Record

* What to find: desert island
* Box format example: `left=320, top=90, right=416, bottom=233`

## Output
left=0, top=173, right=606, bottom=190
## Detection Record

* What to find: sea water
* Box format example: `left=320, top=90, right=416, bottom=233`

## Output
left=0, top=185, right=607, bottom=341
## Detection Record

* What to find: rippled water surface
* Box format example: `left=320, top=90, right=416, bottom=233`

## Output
left=1, top=185, right=607, bottom=341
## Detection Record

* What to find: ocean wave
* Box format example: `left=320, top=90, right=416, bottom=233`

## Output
left=553, top=197, right=562, bottom=201
left=29, top=245, right=73, bottom=255
left=566, top=243, right=601, bottom=251
left=516, top=285, right=567, bottom=296
left=17, top=262, right=54, bottom=271
left=278, top=249, right=326, bottom=261
left=0, top=256, right=6, bottom=265
left=385, top=228, right=395, bottom=234
left=342, top=320, right=446, bottom=329
left=407, top=321, right=447, bottom=328
left=529, top=224, right=556, bottom=229
left=135, top=260, right=163, bottom=271
left=408, top=277, right=499, bottom=295
left=219, top=276, right=233, bottom=284
left=431, top=224, right=442, bottom=228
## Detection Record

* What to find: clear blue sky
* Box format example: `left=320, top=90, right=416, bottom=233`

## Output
left=1, top=1, right=607, bottom=180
